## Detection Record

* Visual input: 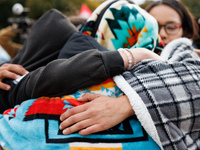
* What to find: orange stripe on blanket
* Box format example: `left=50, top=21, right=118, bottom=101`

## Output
left=86, top=78, right=116, bottom=91
left=70, top=147, right=122, bottom=150
left=69, top=143, right=122, bottom=150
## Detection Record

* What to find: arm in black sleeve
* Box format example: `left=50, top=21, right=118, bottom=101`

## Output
left=1, top=49, right=124, bottom=112
left=25, top=49, right=124, bottom=99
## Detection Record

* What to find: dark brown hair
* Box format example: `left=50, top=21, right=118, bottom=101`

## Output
left=145, top=0, right=199, bottom=40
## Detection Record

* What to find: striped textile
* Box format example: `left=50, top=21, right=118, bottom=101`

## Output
left=114, top=38, right=200, bottom=150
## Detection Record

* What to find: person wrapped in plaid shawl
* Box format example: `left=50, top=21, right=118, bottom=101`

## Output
left=116, top=37, right=200, bottom=150
left=59, top=38, right=200, bottom=150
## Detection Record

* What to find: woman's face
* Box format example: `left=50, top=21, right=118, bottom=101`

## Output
left=148, top=5, right=183, bottom=46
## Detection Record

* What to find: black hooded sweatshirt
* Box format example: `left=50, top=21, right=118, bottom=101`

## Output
left=0, top=9, right=124, bottom=113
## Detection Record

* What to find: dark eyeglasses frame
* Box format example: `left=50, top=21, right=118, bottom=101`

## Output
left=159, top=22, right=182, bottom=35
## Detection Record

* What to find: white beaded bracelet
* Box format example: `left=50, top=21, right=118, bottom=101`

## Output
left=126, top=49, right=136, bottom=70
left=118, top=48, right=136, bottom=70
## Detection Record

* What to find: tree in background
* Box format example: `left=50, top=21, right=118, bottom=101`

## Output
left=25, top=0, right=82, bottom=19
left=181, top=0, right=200, bottom=17
left=140, top=1, right=154, bottom=9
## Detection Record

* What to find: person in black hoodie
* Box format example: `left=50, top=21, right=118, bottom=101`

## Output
left=0, top=8, right=163, bottom=114
left=0, top=9, right=126, bottom=113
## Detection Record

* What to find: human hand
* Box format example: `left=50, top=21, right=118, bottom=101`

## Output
left=118, top=48, right=165, bottom=70
left=60, top=93, right=134, bottom=135
left=0, top=63, right=29, bottom=90
left=194, top=49, right=200, bottom=56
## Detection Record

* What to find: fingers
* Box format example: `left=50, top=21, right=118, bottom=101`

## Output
left=0, top=64, right=29, bottom=90
left=62, top=119, right=92, bottom=135
left=59, top=94, right=128, bottom=136
left=60, top=109, right=87, bottom=130
left=60, top=104, right=87, bottom=121
left=60, top=105, right=91, bottom=134
left=60, top=116, right=104, bottom=136
left=60, top=94, right=108, bottom=135
left=77, top=93, right=100, bottom=102
left=79, top=124, right=103, bottom=136
left=64, top=121, right=104, bottom=136
left=1, top=64, right=29, bottom=76
left=0, top=82, right=11, bottom=91
left=0, top=70, right=20, bottom=90
left=0, top=70, right=21, bottom=80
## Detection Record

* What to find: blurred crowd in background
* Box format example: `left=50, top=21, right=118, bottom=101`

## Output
left=0, top=0, right=200, bottom=63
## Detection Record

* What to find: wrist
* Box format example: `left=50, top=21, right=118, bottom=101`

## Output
left=118, top=95, right=135, bottom=117
left=118, top=48, right=136, bottom=70
left=118, top=48, right=164, bottom=70
left=118, top=50, right=129, bottom=69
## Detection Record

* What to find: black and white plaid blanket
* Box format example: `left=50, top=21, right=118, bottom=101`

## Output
left=114, top=38, right=200, bottom=150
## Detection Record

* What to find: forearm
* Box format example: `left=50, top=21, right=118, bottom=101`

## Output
left=5, top=48, right=164, bottom=108
left=26, top=50, right=125, bottom=99
left=26, top=48, right=163, bottom=98
left=119, top=48, right=165, bottom=70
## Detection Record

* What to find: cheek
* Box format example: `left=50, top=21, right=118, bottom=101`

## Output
left=168, top=29, right=183, bottom=42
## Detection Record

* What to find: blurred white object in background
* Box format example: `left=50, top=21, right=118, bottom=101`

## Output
left=12, top=3, right=24, bottom=15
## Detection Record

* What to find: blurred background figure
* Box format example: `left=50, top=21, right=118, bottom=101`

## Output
left=0, top=26, right=22, bottom=60
left=0, top=3, right=34, bottom=62
left=8, top=3, right=34, bottom=44
left=145, top=0, right=199, bottom=48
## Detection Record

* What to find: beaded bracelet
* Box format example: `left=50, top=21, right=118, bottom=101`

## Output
left=118, top=48, right=136, bottom=70
left=126, top=48, right=136, bottom=70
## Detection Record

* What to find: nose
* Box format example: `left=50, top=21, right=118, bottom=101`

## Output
left=159, top=26, right=167, bottom=37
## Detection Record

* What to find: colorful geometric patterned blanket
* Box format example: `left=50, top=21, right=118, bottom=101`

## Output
left=0, top=78, right=161, bottom=149
left=0, top=0, right=164, bottom=149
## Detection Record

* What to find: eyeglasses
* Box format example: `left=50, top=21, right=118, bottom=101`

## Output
left=159, top=22, right=182, bottom=35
